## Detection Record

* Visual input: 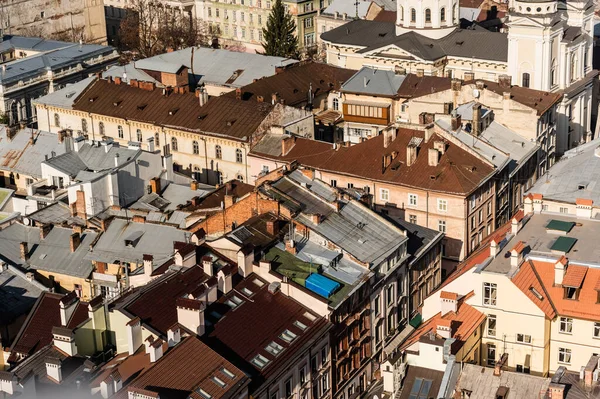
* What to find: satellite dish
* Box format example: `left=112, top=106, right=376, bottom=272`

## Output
left=23, top=217, right=31, bottom=226
left=473, top=89, right=480, bottom=98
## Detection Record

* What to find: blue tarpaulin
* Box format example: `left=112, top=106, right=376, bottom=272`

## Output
left=305, top=273, right=340, bottom=298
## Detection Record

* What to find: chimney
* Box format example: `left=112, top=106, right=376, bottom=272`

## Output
left=475, top=81, right=485, bottom=90
left=428, top=148, right=440, bottom=167
left=46, top=358, right=63, bottom=383
left=198, top=87, right=208, bottom=106
left=126, top=317, right=143, bottom=355
left=285, top=239, right=297, bottom=255
left=52, top=326, right=78, bottom=356
left=130, top=78, right=139, bottom=88
left=150, top=177, right=161, bottom=194
left=236, top=88, right=242, bottom=100
left=146, top=136, right=155, bottom=152
left=60, top=293, right=78, bottom=326
left=146, top=337, right=164, bottom=362
left=281, top=135, right=296, bottom=156
left=548, top=383, right=564, bottom=399
left=424, top=125, right=434, bottom=143
left=383, top=128, right=397, bottom=148
left=450, top=110, right=462, bottom=131
left=40, top=224, right=53, bottom=240
left=114, top=153, right=120, bottom=167
left=20, top=242, right=29, bottom=260
left=472, top=103, right=482, bottom=136
left=406, top=144, right=417, bottom=167
left=25, top=272, right=35, bottom=282
left=436, top=319, right=452, bottom=339
left=224, top=189, right=236, bottom=208
left=554, top=256, right=567, bottom=286
left=311, top=214, right=321, bottom=225
left=584, top=355, right=598, bottom=389
left=511, top=216, right=522, bottom=235
left=114, top=76, right=122, bottom=85
left=266, top=220, right=279, bottom=236
left=202, top=256, right=213, bottom=276
left=464, top=72, right=475, bottom=81
left=57, top=130, right=65, bottom=143
left=190, top=180, right=199, bottom=191
left=489, top=239, right=499, bottom=257
left=451, top=79, right=462, bottom=92
left=217, top=267, right=233, bottom=294
left=510, top=241, right=526, bottom=267
left=440, top=291, right=458, bottom=315
left=70, top=233, right=81, bottom=253
left=416, top=69, right=425, bottom=77
left=443, top=102, right=453, bottom=115
left=271, top=92, right=280, bottom=105
left=494, top=353, right=508, bottom=376
left=167, top=325, right=181, bottom=347
left=132, top=215, right=146, bottom=224
left=143, top=254, right=153, bottom=277
left=257, top=95, right=264, bottom=103
left=498, top=74, right=511, bottom=88
left=176, top=298, right=205, bottom=336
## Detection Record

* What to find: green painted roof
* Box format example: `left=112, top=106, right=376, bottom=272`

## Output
left=546, top=220, right=575, bottom=233
left=550, top=236, right=578, bottom=253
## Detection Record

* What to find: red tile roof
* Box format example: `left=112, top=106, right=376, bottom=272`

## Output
left=252, top=130, right=495, bottom=195
left=119, top=266, right=213, bottom=335
left=511, top=261, right=557, bottom=319
left=73, top=79, right=275, bottom=141
left=400, top=292, right=485, bottom=354
left=181, top=180, right=254, bottom=212
left=562, top=265, right=588, bottom=288
left=440, top=291, right=458, bottom=300
left=117, top=337, right=248, bottom=399
left=511, top=241, right=526, bottom=254
left=512, top=209, right=524, bottom=222
left=10, top=292, right=88, bottom=357
left=397, top=74, right=453, bottom=98
left=576, top=198, right=594, bottom=206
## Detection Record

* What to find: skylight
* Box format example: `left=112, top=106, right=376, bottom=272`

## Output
left=294, top=320, right=308, bottom=331
left=212, top=376, right=226, bottom=388
left=253, top=279, right=265, bottom=287
left=242, top=287, right=253, bottom=296
left=304, top=312, right=317, bottom=322
left=529, top=287, right=543, bottom=300
left=251, top=354, right=270, bottom=369
left=197, top=388, right=212, bottom=399
left=280, top=329, right=298, bottom=343
left=221, top=368, right=235, bottom=379
left=265, top=341, right=284, bottom=356
left=225, top=295, right=244, bottom=309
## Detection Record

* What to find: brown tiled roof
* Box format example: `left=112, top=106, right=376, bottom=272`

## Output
left=563, top=265, right=588, bottom=288
left=373, top=10, right=397, bottom=22
left=182, top=180, right=254, bottom=212
left=116, top=337, right=248, bottom=399
left=72, top=79, right=274, bottom=141
left=466, top=79, right=563, bottom=116
left=397, top=74, right=453, bottom=98
left=225, top=62, right=355, bottom=106
left=207, top=274, right=329, bottom=380
left=120, top=266, right=211, bottom=335
left=10, top=292, right=89, bottom=357
left=253, top=130, right=495, bottom=195
left=460, top=0, right=484, bottom=9
left=90, top=348, right=152, bottom=388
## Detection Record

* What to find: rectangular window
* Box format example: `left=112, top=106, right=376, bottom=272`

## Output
left=438, top=220, right=446, bottom=233
left=559, top=317, right=573, bottom=334
left=487, top=344, right=496, bottom=366
left=300, top=366, right=306, bottom=384
left=374, top=295, right=380, bottom=316
left=560, top=207, right=568, bottom=214
left=483, top=282, right=497, bottom=306
left=321, top=345, right=327, bottom=366
left=437, top=199, right=448, bottom=212
left=330, top=179, right=337, bottom=187
left=208, top=7, right=212, bottom=16
left=304, top=2, right=313, bottom=11
left=380, top=189, right=390, bottom=202
left=408, top=193, right=418, bottom=206
left=386, top=285, right=394, bottom=306
left=285, top=378, right=293, bottom=398
left=558, top=347, right=572, bottom=364
left=516, top=333, right=532, bottom=343
left=487, top=314, right=496, bottom=336
left=304, top=17, right=312, bottom=28
left=311, top=355, right=318, bottom=372
left=594, top=322, right=600, bottom=338
left=409, top=214, right=417, bottom=224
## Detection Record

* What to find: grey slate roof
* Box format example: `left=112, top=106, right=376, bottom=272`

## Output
left=456, top=363, right=550, bottom=398
left=321, top=19, right=508, bottom=62
left=0, top=266, right=46, bottom=323
left=102, top=63, right=158, bottom=84
left=127, top=47, right=297, bottom=88
left=161, top=182, right=214, bottom=211
left=27, top=202, right=86, bottom=226
left=0, top=127, right=68, bottom=178
left=33, top=76, right=96, bottom=109
left=342, top=67, right=406, bottom=96
left=0, top=224, right=41, bottom=268
left=528, top=138, right=600, bottom=205
left=85, top=218, right=190, bottom=264
left=392, top=218, right=442, bottom=260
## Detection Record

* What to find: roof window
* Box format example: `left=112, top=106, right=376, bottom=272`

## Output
left=265, top=341, right=284, bottom=356
left=221, top=367, right=235, bottom=379
left=280, top=329, right=298, bottom=343
left=253, top=278, right=265, bottom=287
left=212, top=376, right=226, bottom=388
left=196, top=388, right=212, bottom=399
left=529, top=286, right=543, bottom=300
left=251, top=354, right=270, bottom=369
left=294, top=320, right=308, bottom=331
left=241, top=287, right=253, bottom=296
left=304, top=311, right=317, bottom=322
left=225, top=295, right=243, bottom=309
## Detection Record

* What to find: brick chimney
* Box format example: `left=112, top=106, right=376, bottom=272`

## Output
left=40, top=224, right=53, bottom=240
left=498, top=74, right=511, bottom=88
left=236, top=88, right=242, bottom=100
left=271, top=92, right=280, bottom=104
left=190, top=180, right=198, bottom=191
left=472, top=103, right=482, bottom=136
left=281, top=135, right=296, bottom=156
left=406, top=144, right=417, bottom=167
left=266, top=220, right=279, bottom=236
left=416, top=69, right=424, bottom=77
left=132, top=215, right=146, bottom=224
left=285, top=239, right=297, bottom=255
left=20, top=242, right=29, bottom=260
left=150, top=177, right=161, bottom=194
left=450, top=110, right=462, bottom=131
left=70, top=233, right=81, bottom=253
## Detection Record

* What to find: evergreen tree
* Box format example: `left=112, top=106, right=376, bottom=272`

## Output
left=262, top=0, right=299, bottom=58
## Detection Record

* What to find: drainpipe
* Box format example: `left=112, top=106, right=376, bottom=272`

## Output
left=201, top=137, right=208, bottom=183
left=244, top=144, right=249, bottom=183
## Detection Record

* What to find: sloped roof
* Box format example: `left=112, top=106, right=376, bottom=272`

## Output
left=511, top=260, right=557, bottom=319
left=342, top=67, right=406, bottom=96
left=397, top=73, right=453, bottom=97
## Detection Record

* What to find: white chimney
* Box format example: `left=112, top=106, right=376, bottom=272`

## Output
left=52, top=327, right=78, bottom=356
left=510, top=241, right=526, bottom=268
left=126, top=317, right=143, bottom=355
left=143, top=254, right=153, bottom=277
left=145, top=338, right=164, bottom=362
left=202, top=256, right=213, bottom=276
left=114, top=153, right=120, bottom=167
left=167, top=325, right=181, bottom=347
left=440, top=292, right=458, bottom=316
left=511, top=217, right=522, bottom=235
left=59, top=293, right=79, bottom=327
left=176, top=298, right=205, bottom=336
left=100, top=377, right=115, bottom=399
left=146, top=136, right=155, bottom=152
left=489, top=239, right=499, bottom=258
left=555, top=256, right=568, bottom=286
left=45, top=358, right=62, bottom=383
left=217, top=266, right=233, bottom=294
left=73, top=136, right=84, bottom=152
left=436, top=320, right=452, bottom=339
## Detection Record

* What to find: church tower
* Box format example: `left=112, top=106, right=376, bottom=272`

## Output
left=506, top=0, right=563, bottom=91
left=395, top=0, right=459, bottom=39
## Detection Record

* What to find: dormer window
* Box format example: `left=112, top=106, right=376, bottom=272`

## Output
left=564, top=286, right=578, bottom=300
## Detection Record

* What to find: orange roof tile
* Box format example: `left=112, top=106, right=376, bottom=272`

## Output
left=437, top=319, right=452, bottom=327
left=512, top=210, right=524, bottom=222
left=511, top=261, right=557, bottom=319
left=594, top=276, right=600, bottom=291
left=511, top=241, right=526, bottom=254
left=400, top=292, right=485, bottom=354
left=532, top=193, right=543, bottom=200
left=576, top=198, right=593, bottom=206
left=440, top=291, right=458, bottom=300
left=562, top=265, right=588, bottom=288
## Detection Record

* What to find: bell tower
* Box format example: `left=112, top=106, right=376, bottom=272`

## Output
left=396, top=0, right=459, bottom=39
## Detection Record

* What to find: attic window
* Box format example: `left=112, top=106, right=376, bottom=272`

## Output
left=304, top=311, right=317, bottom=322
left=564, top=286, right=579, bottom=300
left=113, top=100, right=122, bottom=106
left=378, top=32, right=387, bottom=37
left=225, top=295, right=243, bottom=309
left=456, top=40, right=464, bottom=45
left=221, top=368, right=235, bottom=379
left=253, top=278, right=265, bottom=287
left=89, top=96, right=98, bottom=102
left=280, top=329, right=298, bottom=343
left=294, top=320, right=308, bottom=331
left=251, top=354, right=270, bottom=369
left=241, top=287, right=253, bottom=296
left=197, top=388, right=212, bottom=399
left=169, top=108, right=179, bottom=115
left=578, top=183, right=588, bottom=190
left=529, top=286, right=543, bottom=300
left=226, top=119, right=236, bottom=127
left=137, top=104, right=147, bottom=111
left=198, top=113, right=208, bottom=120
left=212, top=376, right=227, bottom=388
left=265, top=341, right=284, bottom=356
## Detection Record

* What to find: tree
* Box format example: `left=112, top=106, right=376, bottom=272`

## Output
left=261, top=0, right=299, bottom=58
left=119, top=0, right=209, bottom=58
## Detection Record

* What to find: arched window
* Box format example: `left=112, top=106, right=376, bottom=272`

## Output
left=440, top=7, right=446, bottom=22
left=332, top=97, right=339, bottom=111
left=155, top=133, right=160, bottom=147
left=81, top=119, right=88, bottom=133
left=193, top=140, right=199, bottom=154
left=452, top=4, right=456, bottom=22
left=217, top=171, right=223, bottom=185
left=171, top=137, right=178, bottom=152
left=410, top=8, right=416, bottom=22
left=236, top=148, right=243, bottom=163
left=54, top=113, right=60, bottom=127
left=118, top=125, right=124, bottom=139
left=399, top=6, right=404, bottom=21
left=193, top=165, right=201, bottom=180
left=215, top=145, right=222, bottom=159
left=99, top=122, right=105, bottom=135
left=136, top=129, right=142, bottom=142
left=425, top=8, right=431, bottom=23
left=522, top=72, right=530, bottom=88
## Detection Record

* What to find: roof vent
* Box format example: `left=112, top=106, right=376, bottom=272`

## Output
left=226, top=119, right=236, bottom=127
left=113, top=100, right=122, bottom=107
left=89, top=97, right=97, bottom=102
left=268, top=281, right=281, bottom=294
left=169, top=108, right=179, bottom=116
left=137, top=104, right=147, bottom=111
